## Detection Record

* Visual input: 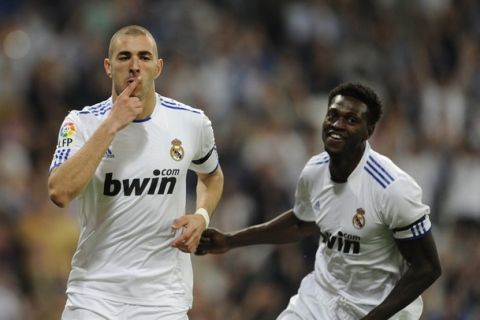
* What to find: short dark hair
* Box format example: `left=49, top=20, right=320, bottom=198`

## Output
left=328, top=82, right=383, bottom=125
left=108, top=25, right=158, bottom=58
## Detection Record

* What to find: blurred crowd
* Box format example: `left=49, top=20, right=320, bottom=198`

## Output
left=0, top=0, right=479, bottom=319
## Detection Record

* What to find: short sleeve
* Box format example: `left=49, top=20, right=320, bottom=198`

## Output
left=49, top=112, right=85, bottom=172
left=382, top=175, right=431, bottom=240
left=189, top=112, right=219, bottom=174
left=293, top=170, right=316, bottom=222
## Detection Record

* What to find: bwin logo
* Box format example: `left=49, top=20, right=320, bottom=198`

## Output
left=320, top=231, right=360, bottom=254
left=104, top=169, right=180, bottom=196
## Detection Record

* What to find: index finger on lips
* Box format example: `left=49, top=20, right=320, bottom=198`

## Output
left=120, top=76, right=141, bottom=97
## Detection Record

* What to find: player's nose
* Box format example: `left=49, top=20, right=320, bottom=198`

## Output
left=129, top=57, right=140, bottom=75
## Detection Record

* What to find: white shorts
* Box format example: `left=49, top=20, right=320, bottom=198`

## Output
left=277, top=273, right=423, bottom=320
left=61, top=293, right=189, bottom=320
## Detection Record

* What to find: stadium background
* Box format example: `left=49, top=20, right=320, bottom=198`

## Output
left=0, top=0, right=479, bottom=319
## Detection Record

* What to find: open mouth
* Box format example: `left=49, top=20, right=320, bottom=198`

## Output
left=327, top=132, right=346, bottom=141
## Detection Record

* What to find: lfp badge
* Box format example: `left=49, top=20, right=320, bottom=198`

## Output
left=58, top=121, right=76, bottom=147
left=61, top=122, right=76, bottom=138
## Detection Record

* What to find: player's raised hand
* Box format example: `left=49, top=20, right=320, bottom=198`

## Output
left=195, top=228, right=230, bottom=255
left=108, top=77, right=143, bottom=131
left=170, top=214, right=207, bottom=253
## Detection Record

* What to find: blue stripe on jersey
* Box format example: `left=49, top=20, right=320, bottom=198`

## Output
left=365, top=160, right=392, bottom=187
left=368, top=156, right=394, bottom=182
left=404, top=229, right=431, bottom=240
left=51, top=148, right=71, bottom=168
left=162, top=100, right=177, bottom=106
left=364, top=166, right=387, bottom=188
left=80, top=100, right=112, bottom=116
left=364, top=156, right=395, bottom=188
left=393, top=215, right=431, bottom=240
left=161, top=102, right=201, bottom=114
left=308, top=155, right=330, bottom=166
left=133, top=117, right=151, bottom=123
left=93, top=103, right=111, bottom=115
left=412, top=219, right=427, bottom=237
left=312, top=159, right=330, bottom=165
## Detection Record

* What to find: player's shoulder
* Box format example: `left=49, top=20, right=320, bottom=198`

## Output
left=305, top=151, right=330, bottom=167
left=364, top=147, right=416, bottom=191
left=301, top=152, right=330, bottom=179
left=158, top=95, right=204, bottom=118
left=68, top=98, right=113, bottom=120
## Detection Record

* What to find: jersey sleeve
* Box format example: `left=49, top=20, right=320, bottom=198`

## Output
left=49, top=112, right=85, bottom=172
left=293, top=169, right=316, bottom=222
left=189, top=112, right=219, bottom=174
left=382, top=175, right=431, bottom=240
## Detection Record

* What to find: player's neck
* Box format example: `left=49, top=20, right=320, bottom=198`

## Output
left=136, top=90, right=157, bottom=120
left=328, top=143, right=366, bottom=183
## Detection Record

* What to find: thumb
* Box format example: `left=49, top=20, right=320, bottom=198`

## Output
left=202, top=228, right=220, bottom=237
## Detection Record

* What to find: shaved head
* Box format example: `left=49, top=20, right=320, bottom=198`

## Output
left=108, top=25, right=158, bottom=58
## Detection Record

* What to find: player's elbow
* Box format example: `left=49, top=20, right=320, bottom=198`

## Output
left=430, top=260, right=442, bottom=283
left=48, top=189, right=69, bottom=208
left=48, top=181, right=71, bottom=208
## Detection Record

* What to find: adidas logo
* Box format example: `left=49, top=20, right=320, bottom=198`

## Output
left=104, top=148, right=115, bottom=159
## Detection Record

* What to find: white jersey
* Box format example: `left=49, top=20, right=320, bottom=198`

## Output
left=50, top=94, right=219, bottom=308
left=293, top=142, right=430, bottom=318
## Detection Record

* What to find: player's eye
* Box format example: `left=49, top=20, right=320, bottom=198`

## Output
left=140, top=55, right=151, bottom=61
left=326, top=111, right=337, bottom=122
left=347, top=117, right=358, bottom=124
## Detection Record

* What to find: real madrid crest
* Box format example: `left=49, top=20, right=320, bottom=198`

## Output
left=170, top=139, right=184, bottom=161
left=352, top=208, right=366, bottom=229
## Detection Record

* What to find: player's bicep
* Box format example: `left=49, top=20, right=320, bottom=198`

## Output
left=297, top=218, right=320, bottom=237
left=49, top=116, right=85, bottom=172
left=190, top=113, right=219, bottom=174
left=395, top=231, right=441, bottom=274
left=293, top=173, right=316, bottom=222
left=382, top=177, right=430, bottom=230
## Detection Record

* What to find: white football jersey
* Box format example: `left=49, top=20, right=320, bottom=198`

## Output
left=294, top=142, right=430, bottom=318
left=50, top=94, right=219, bottom=307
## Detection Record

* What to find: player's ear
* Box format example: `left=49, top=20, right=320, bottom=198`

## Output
left=155, top=59, right=163, bottom=79
left=367, top=124, right=375, bottom=138
left=104, top=58, right=112, bottom=78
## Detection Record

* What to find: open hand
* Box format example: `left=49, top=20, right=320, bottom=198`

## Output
left=171, top=214, right=207, bottom=253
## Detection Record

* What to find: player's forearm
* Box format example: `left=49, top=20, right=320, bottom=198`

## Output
left=196, top=166, right=224, bottom=217
left=48, top=120, right=118, bottom=207
left=226, top=210, right=319, bottom=248
left=362, top=265, right=441, bottom=319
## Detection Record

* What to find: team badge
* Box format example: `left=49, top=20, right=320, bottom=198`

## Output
left=170, top=139, right=184, bottom=161
left=60, top=121, right=76, bottom=138
left=352, top=208, right=366, bottom=229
